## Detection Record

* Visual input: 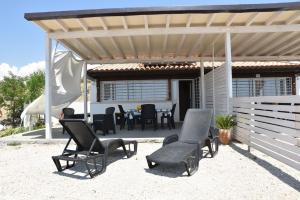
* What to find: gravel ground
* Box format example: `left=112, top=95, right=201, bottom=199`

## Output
left=0, top=142, right=299, bottom=200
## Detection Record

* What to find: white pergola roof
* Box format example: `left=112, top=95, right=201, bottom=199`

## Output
left=25, top=2, right=300, bottom=63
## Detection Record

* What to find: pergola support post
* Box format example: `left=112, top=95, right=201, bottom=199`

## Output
left=83, top=61, right=88, bottom=121
left=45, top=36, right=53, bottom=139
left=225, top=32, right=233, bottom=114
left=200, top=61, right=206, bottom=109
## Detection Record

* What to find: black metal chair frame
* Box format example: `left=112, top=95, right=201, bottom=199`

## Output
left=118, top=105, right=127, bottom=130
left=161, top=104, right=176, bottom=129
left=52, top=119, right=137, bottom=178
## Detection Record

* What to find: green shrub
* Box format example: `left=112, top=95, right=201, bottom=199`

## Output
left=215, top=115, right=235, bottom=129
left=0, top=127, right=26, bottom=138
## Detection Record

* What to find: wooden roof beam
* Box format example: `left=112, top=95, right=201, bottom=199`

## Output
left=55, top=19, right=69, bottom=32
left=245, top=13, right=260, bottom=26
left=122, top=16, right=137, bottom=58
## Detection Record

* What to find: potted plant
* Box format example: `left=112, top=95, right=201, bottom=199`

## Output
left=215, top=115, right=235, bottom=145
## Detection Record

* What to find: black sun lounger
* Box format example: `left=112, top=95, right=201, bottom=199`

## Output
left=146, top=109, right=213, bottom=176
left=52, top=119, right=137, bottom=178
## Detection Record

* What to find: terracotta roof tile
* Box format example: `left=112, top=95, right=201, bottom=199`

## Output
left=89, top=61, right=300, bottom=72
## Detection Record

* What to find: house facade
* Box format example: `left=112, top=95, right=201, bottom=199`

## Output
left=88, top=61, right=300, bottom=122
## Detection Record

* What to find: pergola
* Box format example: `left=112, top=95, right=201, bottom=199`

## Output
left=25, top=2, right=300, bottom=139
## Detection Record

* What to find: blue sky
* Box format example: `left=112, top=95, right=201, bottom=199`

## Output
left=0, top=0, right=297, bottom=68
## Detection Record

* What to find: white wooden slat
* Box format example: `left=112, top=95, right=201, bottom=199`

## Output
left=252, top=121, right=300, bottom=138
left=251, top=137, right=300, bottom=162
left=251, top=143, right=300, bottom=171
left=252, top=132, right=300, bottom=155
left=233, top=96, right=300, bottom=104
left=233, top=107, right=300, bottom=121
left=233, top=102, right=300, bottom=112
left=234, top=113, right=300, bottom=130
left=251, top=126, right=297, bottom=145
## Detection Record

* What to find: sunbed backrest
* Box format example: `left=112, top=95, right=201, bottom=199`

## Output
left=60, top=119, right=105, bottom=153
left=179, top=109, right=213, bottom=144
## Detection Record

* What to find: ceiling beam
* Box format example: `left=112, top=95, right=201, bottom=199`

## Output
left=55, top=19, right=69, bottom=32
left=275, top=36, right=300, bottom=55
left=281, top=43, right=300, bottom=56
left=162, top=15, right=171, bottom=57
left=92, top=38, right=113, bottom=59
left=122, top=16, right=137, bottom=58
left=77, top=18, right=111, bottom=59
left=187, top=34, right=204, bottom=57
left=49, top=24, right=300, bottom=39
left=77, top=18, right=89, bottom=31
left=263, top=32, right=299, bottom=55
left=97, top=17, right=125, bottom=59
left=216, top=33, right=239, bottom=56
left=206, top=14, right=216, bottom=27
left=175, top=15, right=193, bottom=57
left=144, top=15, right=151, bottom=58
left=245, top=13, right=260, bottom=26
left=265, top=11, right=282, bottom=25
left=75, top=39, right=101, bottom=60
left=226, top=13, right=237, bottom=26
left=201, top=34, right=223, bottom=56
left=59, top=39, right=88, bottom=60
left=86, top=55, right=300, bottom=64
left=35, top=21, right=51, bottom=32
left=233, top=33, right=260, bottom=55
left=286, top=11, right=300, bottom=24
left=253, top=33, right=284, bottom=56
left=98, top=17, right=108, bottom=30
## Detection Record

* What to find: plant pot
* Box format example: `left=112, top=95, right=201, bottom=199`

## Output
left=219, top=129, right=232, bottom=145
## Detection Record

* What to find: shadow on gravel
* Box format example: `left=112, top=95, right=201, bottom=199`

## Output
left=52, top=150, right=129, bottom=179
left=230, top=142, right=300, bottom=192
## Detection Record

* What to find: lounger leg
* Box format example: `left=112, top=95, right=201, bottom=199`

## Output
left=52, top=157, right=63, bottom=172
left=146, top=156, right=158, bottom=169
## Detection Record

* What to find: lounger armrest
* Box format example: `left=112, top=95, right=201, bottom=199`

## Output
left=163, top=134, right=178, bottom=146
left=209, top=127, right=219, bottom=139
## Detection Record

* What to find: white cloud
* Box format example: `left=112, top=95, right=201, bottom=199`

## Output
left=0, top=61, right=45, bottom=80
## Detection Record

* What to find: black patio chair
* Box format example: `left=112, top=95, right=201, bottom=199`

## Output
left=52, top=119, right=138, bottom=178
left=161, top=103, right=176, bottom=129
left=146, top=109, right=215, bottom=176
left=141, top=104, right=158, bottom=130
left=62, top=108, right=75, bottom=134
left=118, top=105, right=127, bottom=130
left=92, top=107, right=116, bottom=135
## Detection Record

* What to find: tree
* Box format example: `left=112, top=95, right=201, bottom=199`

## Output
left=0, top=73, right=26, bottom=126
left=24, top=71, right=45, bottom=103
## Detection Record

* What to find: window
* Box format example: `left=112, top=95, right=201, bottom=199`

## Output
left=233, top=77, right=292, bottom=97
left=100, top=80, right=168, bottom=102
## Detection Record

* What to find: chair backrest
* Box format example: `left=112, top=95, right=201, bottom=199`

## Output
left=171, top=104, right=176, bottom=116
left=179, top=109, right=213, bottom=144
left=118, top=105, right=126, bottom=114
left=105, top=107, right=115, bottom=115
left=62, top=108, right=75, bottom=119
left=141, top=104, right=156, bottom=119
left=59, top=119, right=105, bottom=153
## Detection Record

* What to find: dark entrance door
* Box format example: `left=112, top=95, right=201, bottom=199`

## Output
left=179, top=80, right=192, bottom=121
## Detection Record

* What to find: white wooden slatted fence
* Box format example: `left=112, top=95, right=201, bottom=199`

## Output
left=233, top=96, right=300, bottom=171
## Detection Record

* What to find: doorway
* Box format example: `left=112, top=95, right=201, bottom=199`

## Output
left=179, top=80, right=193, bottom=121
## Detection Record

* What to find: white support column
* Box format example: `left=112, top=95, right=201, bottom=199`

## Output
left=45, top=36, right=52, bottom=139
left=225, top=32, right=233, bottom=114
left=200, top=61, right=206, bottom=109
left=83, top=61, right=88, bottom=121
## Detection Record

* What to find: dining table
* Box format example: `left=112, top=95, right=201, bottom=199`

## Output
left=126, top=109, right=171, bottom=130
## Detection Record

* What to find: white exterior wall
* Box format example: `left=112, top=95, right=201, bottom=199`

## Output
left=90, top=79, right=180, bottom=122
